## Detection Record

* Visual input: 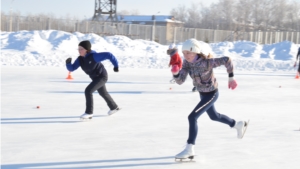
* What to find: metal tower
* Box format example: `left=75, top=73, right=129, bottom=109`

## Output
left=92, top=0, right=118, bottom=22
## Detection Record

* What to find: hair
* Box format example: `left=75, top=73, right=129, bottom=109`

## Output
left=197, top=52, right=213, bottom=59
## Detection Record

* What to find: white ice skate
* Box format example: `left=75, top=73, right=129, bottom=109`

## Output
left=233, top=120, right=250, bottom=139
left=108, top=107, right=121, bottom=116
left=80, top=113, right=93, bottom=121
left=175, top=144, right=195, bottom=162
left=170, top=79, right=175, bottom=84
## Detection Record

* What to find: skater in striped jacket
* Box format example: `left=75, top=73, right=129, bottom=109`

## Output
left=172, top=39, right=248, bottom=160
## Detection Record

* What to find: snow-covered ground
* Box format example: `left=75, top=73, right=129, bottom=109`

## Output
left=1, top=66, right=300, bottom=169
left=1, top=30, right=300, bottom=168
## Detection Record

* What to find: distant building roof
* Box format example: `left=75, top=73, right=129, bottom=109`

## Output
left=117, top=15, right=183, bottom=23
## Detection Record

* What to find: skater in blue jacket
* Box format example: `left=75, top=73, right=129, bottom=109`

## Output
left=294, top=47, right=300, bottom=75
left=66, top=40, right=120, bottom=120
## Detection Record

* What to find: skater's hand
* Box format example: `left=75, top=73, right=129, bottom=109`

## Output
left=294, top=61, right=297, bottom=67
left=113, top=67, right=119, bottom=72
left=66, top=58, right=72, bottom=64
left=228, top=77, right=237, bottom=90
left=171, top=65, right=179, bottom=75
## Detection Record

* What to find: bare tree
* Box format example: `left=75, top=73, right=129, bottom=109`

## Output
left=185, top=2, right=203, bottom=28
left=270, top=0, right=289, bottom=30
left=284, top=1, right=300, bottom=31
left=235, top=0, right=253, bottom=31
left=170, top=4, right=188, bottom=24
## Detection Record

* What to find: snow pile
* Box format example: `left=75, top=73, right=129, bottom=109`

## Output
left=1, top=30, right=299, bottom=71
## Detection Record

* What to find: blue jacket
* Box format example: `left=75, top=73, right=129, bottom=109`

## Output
left=66, top=50, right=118, bottom=79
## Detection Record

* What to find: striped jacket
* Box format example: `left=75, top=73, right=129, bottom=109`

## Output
left=174, top=56, right=234, bottom=93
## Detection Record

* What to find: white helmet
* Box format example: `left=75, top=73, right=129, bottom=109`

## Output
left=168, top=43, right=177, bottom=49
left=182, top=38, right=201, bottom=54
left=198, top=41, right=211, bottom=56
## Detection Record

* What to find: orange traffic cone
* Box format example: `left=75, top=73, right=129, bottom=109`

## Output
left=295, top=73, right=299, bottom=79
left=66, top=72, right=73, bottom=80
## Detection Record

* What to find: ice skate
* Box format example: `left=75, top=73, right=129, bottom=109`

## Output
left=192, top=87, right=197, bottom=92
left=233, top=120, right=250, bottom=139
left=175, top=144, right=195, bottom=162
left=80, top=113, right=93, bottom=121
left=108, top=107, right=121, bottom=116
left=170, top=79, right=175, bottom=84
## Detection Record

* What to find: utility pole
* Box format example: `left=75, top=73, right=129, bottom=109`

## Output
left=92, top=0, right=118, bottom=22
left=152, top=11, right=160, bottom=41
left=9, top=0, right=15, bottom=32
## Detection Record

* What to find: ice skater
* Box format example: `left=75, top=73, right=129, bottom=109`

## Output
left=167, top=43, right=182, bottom=84
left=294, top=47, right=300, bottom=75
left=167, top=43, right=196, bottom=92
left=65, top=40, right=121, bottom=120
left=171, top=38, right=248, bottom=160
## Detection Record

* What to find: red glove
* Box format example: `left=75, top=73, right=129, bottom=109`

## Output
left=171, top=65, right=180, bottom=75
left=228, top=77, right=237, bottom=90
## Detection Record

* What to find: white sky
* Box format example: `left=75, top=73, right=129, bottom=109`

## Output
left=1, top=0, right=219, bottom=19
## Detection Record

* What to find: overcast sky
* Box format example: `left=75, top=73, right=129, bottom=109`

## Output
left=1, top=0, right=219, bottom=19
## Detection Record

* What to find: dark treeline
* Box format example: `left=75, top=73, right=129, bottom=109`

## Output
left=170, top=0, right=300, bottom=31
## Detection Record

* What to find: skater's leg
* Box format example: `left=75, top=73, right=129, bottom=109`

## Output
left=97, top=83, right=118, bottom=110
left=187, top=91, right=218, bottom=144
left=206, top=105, right=235, bottom=127
left=84, top=78, right=105, bottom=114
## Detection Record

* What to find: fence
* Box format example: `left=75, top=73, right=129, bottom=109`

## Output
left=1, top=15, right=299, bottom=45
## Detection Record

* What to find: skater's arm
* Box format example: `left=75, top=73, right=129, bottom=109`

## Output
left=209, top=57, right=236, bottom=89
left=210, top=57, right=234, bottom=74
left=66, top=57, right=80, bottom=72
left=93, top=52, right=118, bottom=68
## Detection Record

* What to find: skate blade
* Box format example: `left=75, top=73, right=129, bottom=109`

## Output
left=80, top=117, right=92, bottom=121
left=175, top=156, right=196, bottom=162
left=241, top=120, right=250, bottom=139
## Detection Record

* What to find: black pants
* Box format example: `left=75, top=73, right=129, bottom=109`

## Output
left=298, top=61, right=300, bottom=73
left=84, top=77, right=118, bottom=114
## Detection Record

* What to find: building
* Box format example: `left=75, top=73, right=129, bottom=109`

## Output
left=117, top=15, right=184, bottom=43
left=117, top=15, right=183, bottom=26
